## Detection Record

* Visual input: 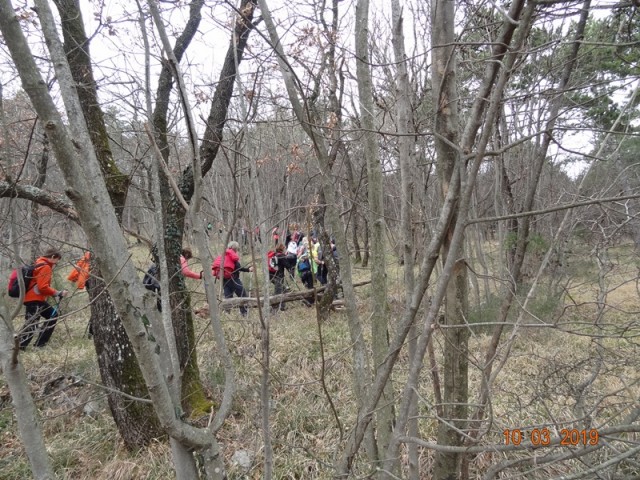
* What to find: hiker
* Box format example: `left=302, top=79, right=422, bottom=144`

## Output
left=286, top=240, right=298, bottom=279
left=267, top=244, right=286, bottom=311
left=142, top=263, right=162, bottom=312
left=181, top=248, right=202, bottom=279
left=315, top=239, right=328, bottom=286
left=67, top=251, right=91, bottom=290
left=240, top=226, right=248, bottom=249
left=290, top=225, right=304, bottom=246
left=296, top=239, right=316, bottom=306
left=213, top=241, right=253, bottom=316
left=267, top=244, right=297, bottom=311
left=68, top=251, right=94, bottom=336
left=330, top=238, right=340, bottom=278
left=19, top=247, right=68, bottom=349
left=287, top=240, right=298, bottom=255
left=144, top=248, right=202, bottom=312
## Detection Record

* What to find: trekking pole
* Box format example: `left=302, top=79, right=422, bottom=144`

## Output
left=286, top=268, right=301, bottom=291
left=52, top=295, right=72, bottom=339
left=48, top=294, right=63, bottom=321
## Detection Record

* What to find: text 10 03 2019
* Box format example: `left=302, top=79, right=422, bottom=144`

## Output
left=503, top=428, right=600, bottom=447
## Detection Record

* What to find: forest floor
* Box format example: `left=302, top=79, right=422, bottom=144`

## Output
left=1, top=240, right=639, bottom=479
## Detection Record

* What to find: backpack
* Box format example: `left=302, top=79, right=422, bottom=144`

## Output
left=212, top=251, right=237, bottom=280
left=267, top=251, right=278, bottom=273
left=143, top=264, right=160, bottom=291
left=7, top=263, right=43, bottom=298
left=212, top=256, right=225, bottom=279
left=297, top=256, right=311, bottom=273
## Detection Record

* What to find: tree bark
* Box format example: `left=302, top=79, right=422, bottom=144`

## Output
left=257, top=0, right=378, bottom=466
left=0, top=1, right=226, bottom=477
left=341, top=144, right=364, bottom=264
left=51, top=0, right=163, bottom=447
left=86, top=277, right=164, bottom=448
left=430, top=0, right=469, bottom=477
left=390, top=0, right=419, bottom=475
left=0, top=97, right=54, bottom=476
left=52, top=0, right=129, bottom=217
left=28, top=132, right=47, bottom=260
left=0, top=310, right=54, bottom=480
left=151, top=0, right=256, bottom=415
left=355, top=0, right=392, bottom=469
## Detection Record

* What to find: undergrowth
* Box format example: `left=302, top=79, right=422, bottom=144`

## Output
left=1, top=240, right=639, bottom=478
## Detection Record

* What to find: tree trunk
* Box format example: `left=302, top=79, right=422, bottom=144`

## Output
left=434, top=261, right=469, bottom=479
left=361, top=216, right=370, bottom=267
left=87, top=276, right=164, bottom=448
left=50, top=0, right=160, bottom=447
left=313, top=190, right=340, bottom=318
left=0, top=2, right=226, bottom=475
left=53, top=0, right=129, bottom=216
left=341, top=145, right=363, bottom=264
left=431, top=0, right=469, bottom=477
left=0, top=187, right=54, bottom=478
left=355, top=0, right=392, bottom=468
left=390, top=0, right=419, bottom=475
left=0, top=320, right=55, bottom=480
left=151, top=0, right=256, bottom=414
left=28, top=132, right=48, bottom=260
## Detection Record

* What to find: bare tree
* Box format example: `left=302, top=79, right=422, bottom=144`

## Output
left=0, top=0, right=228, bottom=476
left=150, top=0, right=257, bottom=415
left=0, top=74, right=55, bottom=480
left=355, top=0, right=393, bottom=469
left=51, top=0, right=163, bottom=447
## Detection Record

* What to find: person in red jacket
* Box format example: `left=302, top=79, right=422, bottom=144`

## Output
left=20, top=247, right=69, bottom=349
left=213, top=241, right=253, bottom=316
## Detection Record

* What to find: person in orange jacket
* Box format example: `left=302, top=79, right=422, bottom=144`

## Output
left=67, top=251, right=91, bottom=289
left=20, top=247, right=69, bottom=349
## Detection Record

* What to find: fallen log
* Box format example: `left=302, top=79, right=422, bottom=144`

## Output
left=194, top=280, right=370, bottom=316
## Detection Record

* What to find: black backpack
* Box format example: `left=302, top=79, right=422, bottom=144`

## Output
left=7, top=263, right=43, bottom=298
left=143, top=264, right=160, bottom=291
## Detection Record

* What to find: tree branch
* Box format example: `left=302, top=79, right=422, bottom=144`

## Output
left=466, top=193, right=640, bottom=226
left=0, top=181, right=79, bottom=222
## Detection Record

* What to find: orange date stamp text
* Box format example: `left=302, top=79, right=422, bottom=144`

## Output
left=503, top=428, right=600, bottom=447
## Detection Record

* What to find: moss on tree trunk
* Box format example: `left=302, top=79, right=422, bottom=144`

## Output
left=87, top=276, right=164, bottom=448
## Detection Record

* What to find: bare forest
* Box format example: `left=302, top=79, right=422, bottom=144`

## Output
left=0, top=0, right=639, bottom=478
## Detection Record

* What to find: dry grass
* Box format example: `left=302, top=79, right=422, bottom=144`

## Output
left=1, top=240, right=639, bottom=479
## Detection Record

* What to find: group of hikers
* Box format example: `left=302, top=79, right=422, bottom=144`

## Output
left=266, top=230, right=339, bottom=311
left=184, top=228, right=339, bottom=315
left=9, top=226, right=338, bottom=349
left=9, top=247, right=88, bottom=350
left=140, top=226, right=338, bottom=316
